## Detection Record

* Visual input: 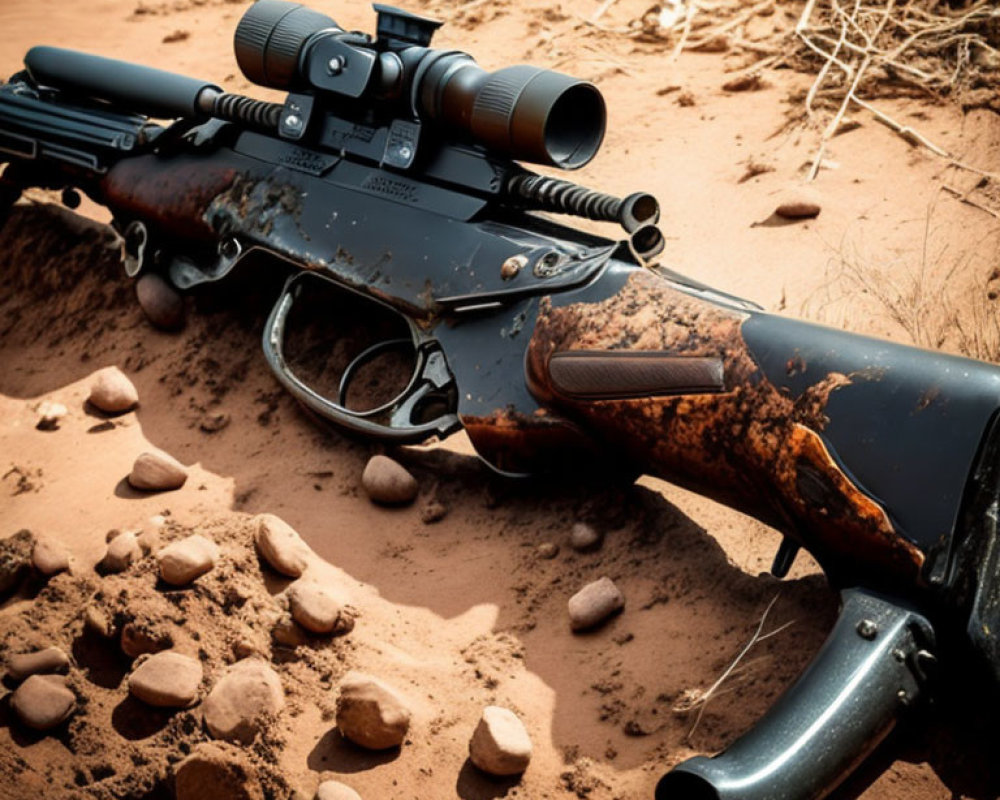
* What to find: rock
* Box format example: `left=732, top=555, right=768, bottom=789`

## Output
left=88, top=366, right=139, bottom=413
left=200, top=411, right=231, bottom=433
left=101, top=530, right=142, bottom=573
left=35, top=401, right=68, bottom=431
left=84, top=605, right=116, bottom=638
left=419, top=499, right=448, bottom=524
left=469, top=706, right=533, bottom=776
left=568, top=577, right=625, bottom=632
left=287, top=581, right=349, bottom=635
left=7, top=647, right=70, bottom=681
left=775, top=189, right=822, bottom=220
left=361, top=456, right=418, bottom=505
left=203, top=659, right=284, bottom=744
left=174, top=742, right=264, bottom=800
left=32, top=536, right=69, bottom=576
left=158, top=534, right=219, bottom=585
left=570, top=522, right=602, bottom=552
left=254, top=514, right=310, bottom=578
left=271, top=614, right=309, bottom=648
left=128, top=450, right=188, bottom=491
left=121, top=621, right=173, bottom=658
left=135, top=272, right=185, bottom=331
left=0, top=530, right=34, bottom=594
left=335, top=672, right=411, bottom=750
left=537, top=542, right=559, bottom=560
left=10, top=674, right=76, bottom=730
left=136, top=528, right=160, bottom=555
left=129, top=650, right=203, bottom=707
left=315, top=781, right=363, bottom=800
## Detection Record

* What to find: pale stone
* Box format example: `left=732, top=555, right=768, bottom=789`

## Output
left=32, top=536, right=69, bottom=575
left=570, top=522, right=602, bottom=552
left=129, top=650, right=203, bottom=707
left=88, top=366, right=139, bottom=413
left=469, top=706, right=533, bottom=776
left=11, top=674, right=75, bottom=730
left=129, top=450, right=188, bottom=491
left=568, top=577, right=625, bottom=631
left=361, top=456, right=418, bottom=505
left=7, top=647, right=70, bottom=681
left=101, top=530, right=142, bottom=573
left=335, top=672, right=411, bottom=750
left=203, top=659, right=284, bottom=744
left=254, top=514, right=310, bottom=578
left=36, top=401, right=68, bottom=431
left=84, top=605, right=115, bottom=638
left=158, top=534, right=219, bottom=585
left=135, top=272, right=185, bottom=331
left=175, top=742, right=264, bottom=800
left=537, top=542, right=559, bottom=559
left=287, top=581, right=348, bottom=635
left=315, top=780, right=362, bottom=800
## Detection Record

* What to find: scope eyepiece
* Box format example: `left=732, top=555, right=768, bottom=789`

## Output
left=234, top=0, right=340, bottom=89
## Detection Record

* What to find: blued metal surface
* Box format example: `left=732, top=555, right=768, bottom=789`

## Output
left=743, top=314, right=1000, bottom=572
left=526, top=267, right=927, bottom=583
left=657, top=589, right=934, bottom=800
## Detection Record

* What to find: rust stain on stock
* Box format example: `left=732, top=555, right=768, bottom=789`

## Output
left=523, top=269, right=924, bottom=581
left=101, top=156, right=238, bottom=241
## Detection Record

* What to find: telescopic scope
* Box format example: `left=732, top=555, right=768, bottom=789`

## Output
left=232, top=0, right=606, bottom=169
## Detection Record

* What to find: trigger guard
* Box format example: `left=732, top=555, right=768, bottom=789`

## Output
left=262, top=271, right=461, bottom=443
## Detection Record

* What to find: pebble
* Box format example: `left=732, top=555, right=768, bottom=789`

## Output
left=469, top=706, right=533, bottom=776
left=32, top=536, right=69, bottom=576
left=254, top=514, right=310, bottom=578
left=7, top=647, right=70, bottom=681
left=129, top=650, right=203, bottom=707
left=88, top=366, right=139, bottom=413
left=570, top=522, right=602, bottom=552
left=0, top=529, right=34, bottom=594
left=287, top=581, right=349, bottom=635
left=537, top=542, right=559, bottom=560
left=361, top=456, right=418, bottom=505
left=174, top=742, right=263, bottom=800
left=203, top=659, right=285, bottom=744
left=101, top=530, right=142, bottom=573
left=419, top=499, right=448, bottom=524
left=200, top=411, right=230, bottom=433
left=84, top=605, right=116, bottom=638
left=568, top=577, right=625, bottom=631
left=10, top=674, right=76, bottom=730
left=35, top=401, right=68, bottom=431
left=158, top=534, right=219, bottom=585
left=335, top=672, right=411, bottom=750
left=315, top=781, right=362, bottom=800
left=775, top=189, right=822, bottom=220
left=121, top=621, right=173, bottom=658
left=129, top=450, right=189, bottom=491
left=271, top=614, right=310, bottom=648
left=136, top=528, right=160, bottom=555
left=135, top=272, right=185, bottom=331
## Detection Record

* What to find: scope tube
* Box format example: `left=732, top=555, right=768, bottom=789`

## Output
left=417, top=53, right=606, bottom=169
left=656, top=589, right=935, bottom=800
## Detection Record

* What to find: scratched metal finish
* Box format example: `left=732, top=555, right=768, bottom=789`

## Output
left=525, top=268, right=925, bottom=583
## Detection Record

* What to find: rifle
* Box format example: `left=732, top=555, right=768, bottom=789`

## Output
left=1, top=3, right=997, bottom=798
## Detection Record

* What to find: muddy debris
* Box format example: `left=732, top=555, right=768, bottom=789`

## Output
left=0, top=529, right=34, bottom=594
left=419, top=498, right=448, bottom=524
left=361, top=455, right=418, bottom=505
left=469, top=705, right=533, bottom=777
left=129, top=449, right=189, bottom=491
left=568, top=577, right=626, bottom=632
left=335, top=672, right=412, bottom=750
left=87, top=365, right=139, bottom=413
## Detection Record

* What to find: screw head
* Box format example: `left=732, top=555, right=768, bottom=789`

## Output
left=327, top=56, right=345, bottom=75
left=856, top=619, right=878, bottom=640
left=501, top=255, right=527, bottom=280
left=284, top=114, right=303, bottom=131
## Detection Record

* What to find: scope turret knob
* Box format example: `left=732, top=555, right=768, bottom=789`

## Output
left=373, top=4, right=442, bottom=47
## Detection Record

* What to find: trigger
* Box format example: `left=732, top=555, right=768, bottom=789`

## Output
left=771, top=537, right=800, bottom=578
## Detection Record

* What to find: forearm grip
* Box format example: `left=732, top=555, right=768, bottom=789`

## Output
left=656, top=589, right=935, bottom=800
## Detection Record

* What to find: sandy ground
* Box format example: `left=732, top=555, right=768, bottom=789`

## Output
left=1, top=1, right=1000, bottom=799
